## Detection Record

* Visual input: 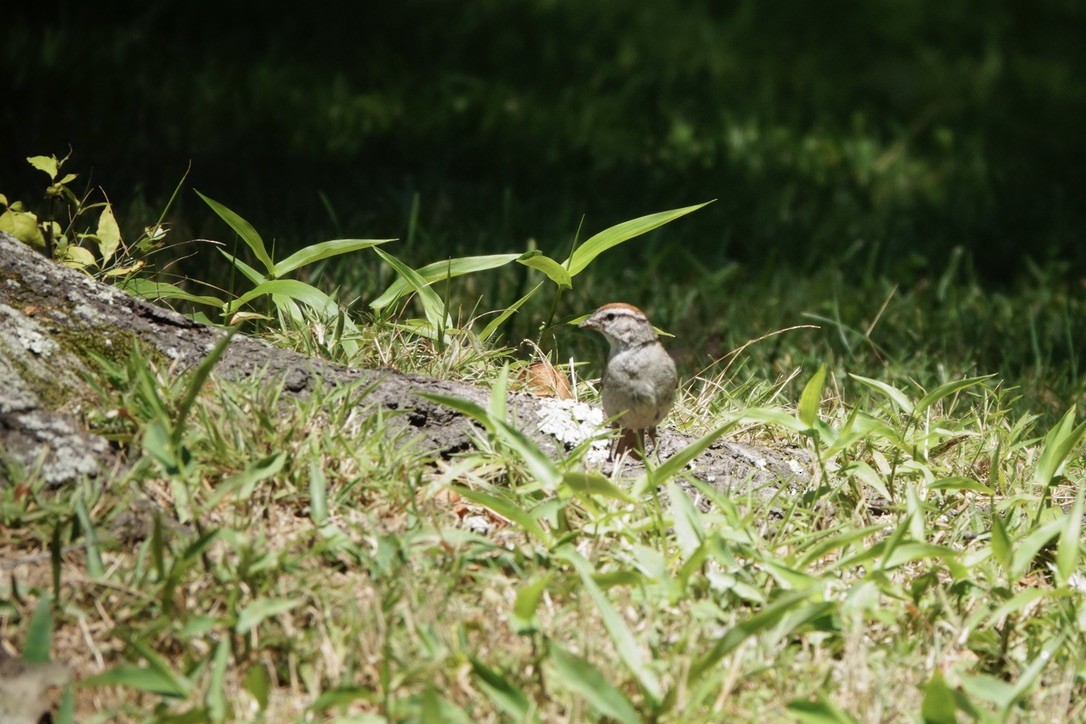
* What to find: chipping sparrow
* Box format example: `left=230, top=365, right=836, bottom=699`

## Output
left=580, top=303, right=678, bottom=458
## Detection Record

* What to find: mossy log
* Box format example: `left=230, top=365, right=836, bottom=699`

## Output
left=0, top=232, right=808, bottom=502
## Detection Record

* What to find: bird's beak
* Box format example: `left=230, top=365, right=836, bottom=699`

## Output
left=579, top=316, right=598, bottom=330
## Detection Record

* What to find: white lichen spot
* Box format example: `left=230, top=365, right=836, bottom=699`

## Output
left=16, top=325, right=56, bottom=356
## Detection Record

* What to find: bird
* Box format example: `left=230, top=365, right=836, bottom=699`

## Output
left=580, top=303, right=678, bottom=459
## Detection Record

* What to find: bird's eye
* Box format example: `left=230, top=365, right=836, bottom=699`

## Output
left=605, top=313, right=615, bottom=321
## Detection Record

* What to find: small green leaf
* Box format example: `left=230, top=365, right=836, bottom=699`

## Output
left=798, top=365, right=827, bottom=428
left=57, top=243, right=97, bottom=269
left=517, top=250, right=572, bottom=288
left=27, top=154, right=59, bottom=180
left=96, top=203, right=122, bottom=264
left=0, top=208, right=46, bottom=246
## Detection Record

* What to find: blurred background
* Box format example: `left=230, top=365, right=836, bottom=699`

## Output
left=3, top=0, right=1085, bottom=411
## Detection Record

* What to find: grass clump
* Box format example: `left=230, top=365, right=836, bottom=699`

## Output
left=1, top=187, right=1085, bottom=721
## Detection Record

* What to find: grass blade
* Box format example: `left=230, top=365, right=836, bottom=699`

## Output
left=196, top=190, right=275, bottom=274
left=566, top=201, right=713, bottom=277
left=548, top=643, right=640, bottom=724
left=798, top=364, right=826, bottom=429
left=274, top=237, right=394, bottom=276
left=555, top=546, right=663, bottom=703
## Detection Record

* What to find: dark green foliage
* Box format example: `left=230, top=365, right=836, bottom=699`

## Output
left=3, top=0, right=1084, bottom=277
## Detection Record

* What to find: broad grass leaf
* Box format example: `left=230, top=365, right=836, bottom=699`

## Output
left=83, top=665, right=190, bottom=697
left=798, top=364, right=826, bottom=429
left=928, top=477, right=995, bottom=495
left=1009, top=517, right=1064, bottom=580
left=1056, top=486, right=1084, bottom=584
left=225, top=279, right=339, bottom=316
left=1033, top=406, right=1086, bottom=488
left=373, top=247, right=449, bottom=329
left=420, top=391, right=562, bottom=490
left=843, top=460, right=891, bottom=499
left=235, top=598, right=302, bottom=634
left=217, top=247, right=266, bottom=284
left=453, top=486, right=552, bottom=544
left=991, top=515, right=1012, bottom=570
left=309, top=459, right=329, bottom=525
left=74, top=498, right=104, bottom=577
left=196, top=190, right=275, bottom=273
left=548, top=643, right=641, bottom=724
left=741, top=407, right=808, bottom=432
left=24, top=596, right=53, bottom=664
left=565, top=201, right=713, bottom=277
left=119, top=278, right=225, bottom=308
left=274, top=237, right=394, bottom=276
left=207, top=636, right=230, bottom=721
left=921, top=670, right=958, bottom=724
left=787, top=695, right=859, bottom=723
left=798, top=525, right=882, bottom=568
left=1002, top=634, right=1066, bottom=717
left=371, top=253, right=521, bottom=310
left=244, top=663, right=271, bottom=711
left=849, top=374, right=914, bottom=414
left=480, top=281, right=545, bottom=341
left=471, top=659, right=539, bottom=722
left=667, top=481, right=705, bottom=557
left=562, top=472, right=637, bottom=503
left=915, top=374, right=994, bottom=414
left=554, top=546, right=663, bottom=702
left=690, top=588, right=817, bottom=683
left=641, top=418, right=739, bottom=492
left=986, top=588, right=1060, bottom=626
left=517, top=250, right=572, bottom=288
left=511, top=574, right=552, bottom=634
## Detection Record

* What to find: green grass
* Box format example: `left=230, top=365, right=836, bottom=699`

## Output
left=2, top=192, right=1086, bottom=721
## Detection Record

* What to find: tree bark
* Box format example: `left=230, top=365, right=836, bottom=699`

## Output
left=0, top=232, right=808, bottom=502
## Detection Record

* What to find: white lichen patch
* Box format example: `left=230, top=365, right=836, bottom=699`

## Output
left=534, top=397, right=612, bottom=460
